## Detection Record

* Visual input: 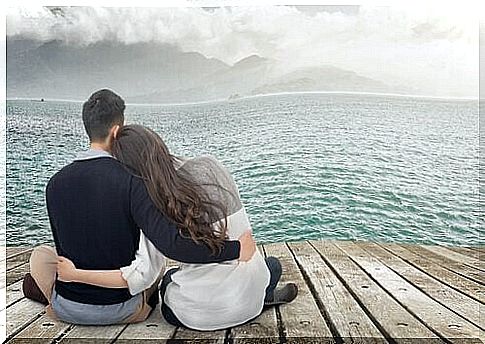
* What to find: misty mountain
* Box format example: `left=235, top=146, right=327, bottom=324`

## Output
left=130, top=54, right=275, bottom=103
left=251, top=67, right=391, bottom=95
left=7, top=38, right=398, bottom=103
left=7, top=39, right=229, bottom=101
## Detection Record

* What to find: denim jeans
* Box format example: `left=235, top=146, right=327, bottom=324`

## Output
left=51, top=290, right=142, bottom=325
left=263, top=256, right=282, bottom=304
left=159, top=256, right=283, bottom=328
left=159, top=267, right=184, bottom=328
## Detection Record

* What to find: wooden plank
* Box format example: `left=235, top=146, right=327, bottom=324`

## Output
left=470, top=246, right=485, bottom=254
left=288, top=241, right=384, bottom=343
left=309, top=240, right=440, bottom=341
left=1, top=249, right=31, bottom=290
left=358, top=242, right=484, bottom=329
left=229, top=245, right=280, bottom=344
left=334, top=241, right=484, bottom=342
left=401, top=244, right=485, bottom=285
left=116, top=309, right=175, bottom=342
left=264, top=242, right=333, bottom=343
left=60, top=323, right=127, bottom=343
left=379, top=243, right=484, bottom=303
left=6, top=280, right=25, bottom=308
left=173, top=327, right=226, bottom=344
left=421, top=245, right=484, bottom=271
left=6, top=263, right=30, bottom=287
left=448, top=247, right=483, bottom=261
left=8, top=313, right=71, bottom=344
left=6, top=298, right=45, bottom=339
left=5, top=248, right=31, bottom=261
left=6, top=250, right=32, bottom=272
left=229, top=309, right=279, bottom=344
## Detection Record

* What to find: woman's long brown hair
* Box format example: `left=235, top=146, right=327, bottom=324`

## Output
left=112, top=124, right=229, bottom=254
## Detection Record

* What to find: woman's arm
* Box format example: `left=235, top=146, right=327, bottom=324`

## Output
left=57, top=232, right=166, bottom=294
left=119, top=232, right=166, bottom=295
left=57, top=256, right=128, bottom=289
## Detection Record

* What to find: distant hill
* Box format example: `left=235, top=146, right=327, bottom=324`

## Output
left=7, top=39, right=229, bottom=101
left=7, top=38, right=402, bottom=103
left=130, top=54, right=275, bottom=103
left=251, top=66, right=390, bottom=95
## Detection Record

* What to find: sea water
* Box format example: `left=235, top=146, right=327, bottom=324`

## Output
left=6, top=93, right=482, bottom=246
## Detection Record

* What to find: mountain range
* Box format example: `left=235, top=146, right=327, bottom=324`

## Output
left=7, top=38, right=411, bottom=103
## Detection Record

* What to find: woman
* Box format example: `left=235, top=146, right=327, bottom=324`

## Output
left=57, top=124, right=298, bottom=330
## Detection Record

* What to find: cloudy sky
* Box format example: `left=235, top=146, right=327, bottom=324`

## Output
left=6, top=4, right=479, bottom=97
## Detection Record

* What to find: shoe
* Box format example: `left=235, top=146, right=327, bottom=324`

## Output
left=147, top=290, right=160, bottom=308
left=22, top=273, right=49, bottom=305
left=264, top=283, right=298, bottom=306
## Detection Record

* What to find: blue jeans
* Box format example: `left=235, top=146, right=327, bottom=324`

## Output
left=159, top=268, right=184, bottom=328
left=263, top=256, right=282, bottom=304
left=51, top=290, right=142, bottom=325
left=160, top=256, right=282, bottom=328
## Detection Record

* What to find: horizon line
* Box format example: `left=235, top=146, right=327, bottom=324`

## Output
left=6, top=90, right=479, bottom=106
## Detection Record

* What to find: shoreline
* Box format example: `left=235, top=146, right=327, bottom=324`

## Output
left=6, top=90, right=479, bottom=106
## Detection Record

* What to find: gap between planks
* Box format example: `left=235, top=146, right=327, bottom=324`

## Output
left=5, top=243, right=485, bottom=343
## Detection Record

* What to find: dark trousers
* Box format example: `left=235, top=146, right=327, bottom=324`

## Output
left=160, top=256, right=282, bottom=329
left=159, top=268, right=184, bottom=328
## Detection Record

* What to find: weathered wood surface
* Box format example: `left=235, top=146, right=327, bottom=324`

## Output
left=264, top=243, right=332, bottom=343
left=448, top=247, right=483, bottom=261
left=60, top=322, right=127, bottom=344
left=358, top=242, right=484, bottom=329
left=333, top=241, right=483, bottom=342
left=421, top=245, right=484, bottom=271
left=4, top=248, right=31, bottom=262
left=378, top=243, right=484, bottom=303
left=309, top=241, right=439, bottom=342
left=116, top=310, right=173, bottom=343
left=289, top=241, right=383, bottom=341
left=6, top=281, right=24, bottom=308
left=5, top=249, right=33, bottom=272
left=6, top=263, right=30, bottom=287
left=399, top=244, right=485, bottom=285
left=4, top=241, right=485, bottom=343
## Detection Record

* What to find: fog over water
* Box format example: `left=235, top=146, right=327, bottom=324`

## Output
left=7, top=5, right=479, bottom=99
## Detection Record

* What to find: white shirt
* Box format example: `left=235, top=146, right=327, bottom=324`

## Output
left=164, top=206, right=270, bottom=331
left=119, top=231, right=166, bottom=295
left=119, top=156, right=270, bottom=330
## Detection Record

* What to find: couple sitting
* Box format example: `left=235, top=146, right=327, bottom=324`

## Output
left=22, top=89, right=298, bottom=330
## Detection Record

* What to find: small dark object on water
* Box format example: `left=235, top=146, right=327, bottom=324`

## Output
left=40, top=98, right=44, bottom=102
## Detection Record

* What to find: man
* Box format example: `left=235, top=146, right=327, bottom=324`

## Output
left=22, top=89, right=256, bottom=325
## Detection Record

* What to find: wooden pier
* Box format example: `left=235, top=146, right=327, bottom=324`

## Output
left=2, top=240, right=484, bottom=343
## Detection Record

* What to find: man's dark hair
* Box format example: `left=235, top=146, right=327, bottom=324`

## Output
left=82, top=89, right=125, bottom=141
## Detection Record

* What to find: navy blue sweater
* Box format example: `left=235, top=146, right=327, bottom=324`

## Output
left=46, top=156, right=240, bottom=305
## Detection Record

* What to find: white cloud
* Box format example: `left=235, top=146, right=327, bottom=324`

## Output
left=6, top=5, right=479, bottom=97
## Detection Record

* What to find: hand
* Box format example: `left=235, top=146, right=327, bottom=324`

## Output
left=57, top=256, right=78, bottom=283
left=238, top=230, right=256, bottom=262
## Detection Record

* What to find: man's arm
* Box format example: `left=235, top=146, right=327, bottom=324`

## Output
left=130, top=176, right=254, bottom=263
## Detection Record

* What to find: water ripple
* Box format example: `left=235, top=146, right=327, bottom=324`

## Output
left=6, top=93, right=482, bottom=247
